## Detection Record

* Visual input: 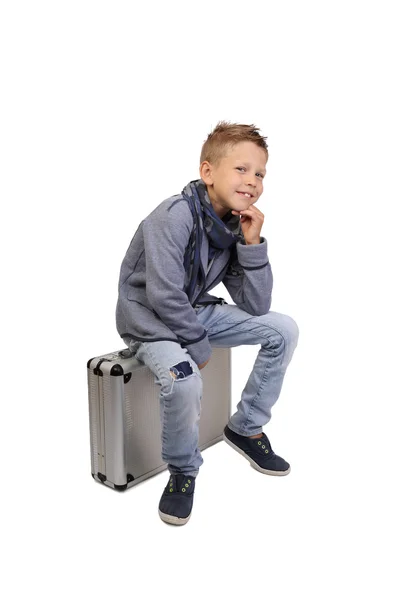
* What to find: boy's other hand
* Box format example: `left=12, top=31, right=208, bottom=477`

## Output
left=232, top=205, right=264, bottom=245
left=198, top=359, right=209, bottom=370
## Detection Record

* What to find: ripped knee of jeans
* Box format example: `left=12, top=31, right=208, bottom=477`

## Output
left=169, top=361, right=193, bottom=380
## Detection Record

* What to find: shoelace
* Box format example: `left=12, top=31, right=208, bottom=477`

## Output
left=168, top=475, right=193, bottom=494
left=253, top=434, right=273, bottom=455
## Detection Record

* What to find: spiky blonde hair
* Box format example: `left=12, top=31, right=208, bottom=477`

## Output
left=200, top=120, right=268, bottom=167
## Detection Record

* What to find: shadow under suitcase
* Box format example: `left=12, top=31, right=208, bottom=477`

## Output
left=87, top=347, right=231, bottom=491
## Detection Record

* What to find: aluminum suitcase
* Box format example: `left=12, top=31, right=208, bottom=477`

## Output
left=87, top=347, right=231, bottom=491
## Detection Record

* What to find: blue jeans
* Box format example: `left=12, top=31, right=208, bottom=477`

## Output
left=128, top=304, right=299, bottom=478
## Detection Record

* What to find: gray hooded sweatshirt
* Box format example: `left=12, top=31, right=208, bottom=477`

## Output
left=116, top=192, right=273, bottom=366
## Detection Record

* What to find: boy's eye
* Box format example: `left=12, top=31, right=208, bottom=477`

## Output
left=236, top=167, right=264, bottom=179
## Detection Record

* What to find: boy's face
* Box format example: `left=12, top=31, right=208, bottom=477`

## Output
left=199, top=141, right=268, bottom=219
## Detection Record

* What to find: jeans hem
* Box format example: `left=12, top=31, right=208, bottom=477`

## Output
left=227, top=420, right=263, bottom=437
left=168, top=467, right=199, bottom=478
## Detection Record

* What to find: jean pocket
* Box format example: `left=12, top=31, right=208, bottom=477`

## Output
left=170, top=361, right=193, bottom=379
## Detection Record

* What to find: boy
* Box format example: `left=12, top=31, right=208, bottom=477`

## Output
left=116, top=121, right=299, bottom=525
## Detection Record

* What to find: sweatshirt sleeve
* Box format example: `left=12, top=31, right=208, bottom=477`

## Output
left=222, top=236, right=273, bottom=315
left=142, top=202, right=212, bottom=366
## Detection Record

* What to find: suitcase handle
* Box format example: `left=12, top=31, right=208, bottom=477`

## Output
left=118, top=348, right=134, bottom=359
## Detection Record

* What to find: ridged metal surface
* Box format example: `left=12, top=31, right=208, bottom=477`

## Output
left=87, top=368, right=100, bottom=475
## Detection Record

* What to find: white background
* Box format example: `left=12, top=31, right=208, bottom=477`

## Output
left=1, top=1, right=399, bottom=598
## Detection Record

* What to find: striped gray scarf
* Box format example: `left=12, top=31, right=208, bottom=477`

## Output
left=181, top=178, right=244, bottom=304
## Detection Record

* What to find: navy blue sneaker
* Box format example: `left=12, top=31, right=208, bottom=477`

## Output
left=223, top=425, right=291, bottom=476
left=158, top=474, right=196, bottom=525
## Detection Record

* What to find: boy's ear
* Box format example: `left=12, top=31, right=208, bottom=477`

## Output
left=199, top=161, right=213, bottom=185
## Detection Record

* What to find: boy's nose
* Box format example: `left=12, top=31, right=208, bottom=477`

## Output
left=246, top=180, right=257, bottom=191
left=246, top=174, right=258, bottom=187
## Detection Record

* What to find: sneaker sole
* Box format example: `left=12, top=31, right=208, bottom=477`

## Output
left=223, top=433, right=291, bottom=476
left=158, top=509, right=191, bottom=526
